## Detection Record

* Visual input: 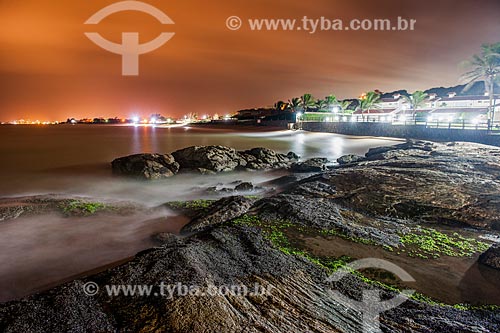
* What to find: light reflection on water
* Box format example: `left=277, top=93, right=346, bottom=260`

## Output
left=0, top=125, right=402, bottom=201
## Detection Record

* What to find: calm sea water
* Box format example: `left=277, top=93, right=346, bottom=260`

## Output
left=0, top=124, right=402, bottom=201
left=0, top=125, right=403, bottom=301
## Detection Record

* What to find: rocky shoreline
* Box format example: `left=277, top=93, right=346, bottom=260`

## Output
left=111, top=146, right=303, bottom=179
left=1, top=140, right=500, bottom=332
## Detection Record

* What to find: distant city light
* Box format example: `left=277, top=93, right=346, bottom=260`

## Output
left=331, top=106, right=340, bottom=113
left=150, top=117, right=157, bottom=124
left=132, top=116, right=140, bottom=123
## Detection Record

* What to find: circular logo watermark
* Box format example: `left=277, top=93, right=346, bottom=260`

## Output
left=83, top=281, right=100, bottom=296
left=326, top=258, right=415, bottom=333
left=226, top=16, right=243, bottom=31
left=84, top=1, right=175, bottom=76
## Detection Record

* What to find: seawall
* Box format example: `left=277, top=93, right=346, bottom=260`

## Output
left=302, top=122, right=500, bottom=147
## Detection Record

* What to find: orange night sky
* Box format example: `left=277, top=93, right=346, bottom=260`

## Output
left=1, top=0, right=500, bottom=121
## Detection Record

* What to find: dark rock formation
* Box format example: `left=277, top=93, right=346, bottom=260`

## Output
left=261, top=175, right=314, bottom=189
left=256, top=140, right=500, bottom=248
left=181, top=196, right=256, bottom=234
left=1, top=224, right=498, bottom=332
left=111, top=153, right=180, bottom=180
left=286, top=151, right=300, bottom=160
left=478, top=244, right=500, bottom=269
left=239, top=147, right=298, bottom=170
left=171, top=146, right=298, bottom=173
left=337, top=154, right=366, bottom=165
left=0, top=195, right=145, bottom=222
left=234, top=182, right=254, bottom=192
left=290, top=158, right=329, bottom=173
left=364, top=139, right=434, bottom=161
left=0, top=195, right=67, bottom=222
left=172, top=146, right=243, bottom=172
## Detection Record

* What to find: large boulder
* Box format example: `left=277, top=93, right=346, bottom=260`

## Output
left=181, top=196, right=256, bottom=234
left=172, top=146, right=244, bottom=172
left=171, top=146, right=299, bottom=173
left=290, top=158, right=329, bottom=173
left=111, top=153, right=179, bottom=180
left=478, top=244, right=500, bottom=270
left=234, top=182, right=254, bottom=192
left=336, top=154, right=366, bottom=165
left=239, top=147, right=298, bottom=170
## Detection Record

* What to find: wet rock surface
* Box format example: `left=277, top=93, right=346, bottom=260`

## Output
left=181, top=196, right=257, bottom=234
left=257, top=140, right=500, bottom=248
left=172, top=146, right=243, bottom=172
left=239, top=147, right=299, bottom=170
left=172, top=146, right=299, bottom=173
left=111, top=146, right=299, bottom=178
left=234, top=182, right=254, bottom=192
left=203, top=181, right=264, bottom=196
left=479, top=244, right=500, bottom=270
left=290, top=157, right=329, bottom=173
left=2, top=140, right=500, bottom=332
left=111, top=153, right=180, bottom=180
left=1, top=225, right=498, bottom=332
left=337, top=154, right=366, bottom=165
left=0, top=195, right=146, bottom=222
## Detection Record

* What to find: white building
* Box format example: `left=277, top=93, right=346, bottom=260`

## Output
left=354, top=92, right=500, bottom=123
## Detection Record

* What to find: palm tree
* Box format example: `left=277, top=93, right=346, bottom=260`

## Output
left=315, top=99, right=328, bottom=112
left=300, top=94, right=316, bottom=113
left=325, top=95, right=339, bottom=111
left=288, top=98, right=301, bottom=112
left=340, top=100, right=354, bottom=114
left=358, top=91, right=381, bottom=120
left=403, top=91, right=429, bottom=120
left=462, top=43, right=500, bottom=128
